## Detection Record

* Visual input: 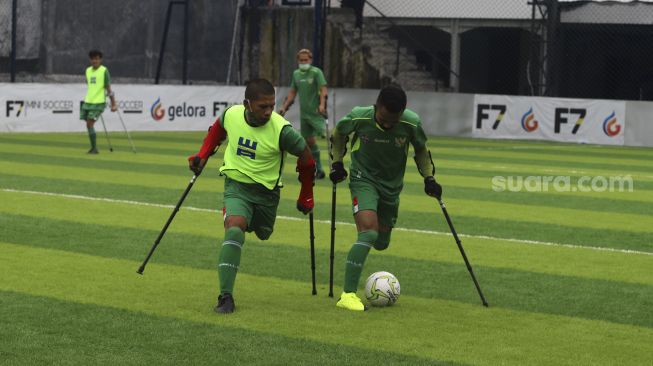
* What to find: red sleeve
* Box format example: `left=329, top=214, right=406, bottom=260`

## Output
left=297, top=153, right=316, bottom=194
left=197, top=117, right=226, bottom=159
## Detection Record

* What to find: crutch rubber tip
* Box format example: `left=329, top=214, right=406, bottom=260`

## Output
left=136, top=268, right=144, bottom=275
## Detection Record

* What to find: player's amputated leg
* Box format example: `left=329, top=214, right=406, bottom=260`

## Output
left=310, top=143, right=323, bottom=174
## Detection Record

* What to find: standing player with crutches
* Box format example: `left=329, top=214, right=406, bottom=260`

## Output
left=278, top=49, right=328, bottom=296
left=80, top=49, right=116, bottom=154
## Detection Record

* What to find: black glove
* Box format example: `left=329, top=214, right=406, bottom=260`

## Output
left=188, top=155, right=206, bottom=176
left=424, top=176, right=442, bottom=199
left=329, top=162, right=348, bottom=184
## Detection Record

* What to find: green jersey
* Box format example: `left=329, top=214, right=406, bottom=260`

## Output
left=336, top=106, right=427, bottom=196
left=290, top=66, right=327, bottom=122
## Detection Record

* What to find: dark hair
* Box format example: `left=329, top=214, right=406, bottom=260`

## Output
left=88, top=50, right=103, bottom=58
left=245, top=78, right=275, bottom=100
left=376, top=85, right=407, bottom=113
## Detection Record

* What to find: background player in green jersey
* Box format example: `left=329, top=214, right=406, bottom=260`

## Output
left=188, top=79, right=316, bottom=314
left=329, top=85, right=443, bottom=311
left=80, top=50, right=116, bottom=154
left=278, top=49, right=328, bottom=179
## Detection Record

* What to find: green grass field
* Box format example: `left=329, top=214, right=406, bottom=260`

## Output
left=1, top=132, right=652, bottom=365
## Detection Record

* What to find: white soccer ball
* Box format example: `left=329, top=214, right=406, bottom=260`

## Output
left=364, top=271, right=400, bottom=307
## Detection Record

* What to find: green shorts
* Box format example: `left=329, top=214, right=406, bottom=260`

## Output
left=223, top=177, right=280, bottom=240
left=300, top=116, right=326, bottom=139
left=349, top=178, right=399, bottom=228
left=80, top=103, right=106, bottom=121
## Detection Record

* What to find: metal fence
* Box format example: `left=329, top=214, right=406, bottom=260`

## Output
left=0, top=0, right=240, bottom=84
left=5, top=0, right=653, bottom=101
left=0, top=0, right=16, bottom=81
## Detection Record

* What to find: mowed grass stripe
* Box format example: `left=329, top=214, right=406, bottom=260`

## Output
left=2, top=166, right=650, bottom=234
left=4, top=148, right=653, bottom=215
left=3, top=182, right=652, bottom=251
left=5, top=145, right=653, bottom=201
left=3, top=134, right=653, bottom=182
left=0, top=291, right=450, bottom=366
left=5, top=135, right=653, bottom=188
left=4, top=132, right=653, bottom=160
left=3, top=211, right=652, bottom=328
left=435, top=144, right=653, bottom=162
left=5, top=135, right=653, bottom=176
left=1, top=243, right=651, bottom=366
left=432, top=146, right=653, bottom=168
left=430, top=137, right=653, bottom=158
left=2, top=191, right=651, bottom=285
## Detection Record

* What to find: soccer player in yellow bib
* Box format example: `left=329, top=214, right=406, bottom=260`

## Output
left=188, top=79, right=316, bottom=314
left=80, top=50, right=117, bottom=154
left=329, top=85, right=443, bottom=311
left=278, top=49, right=328, bottom=179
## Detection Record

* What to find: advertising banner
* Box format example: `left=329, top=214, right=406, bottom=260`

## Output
left=0, top=83, right=246, bottom=132
left=473, top=94, right=626, bottom=145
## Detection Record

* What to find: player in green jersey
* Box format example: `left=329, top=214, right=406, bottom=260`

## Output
left=80, top=50, right=116, bottom=154
left=329, top=85, right=443, bottom=311
left=278, top=49, right=328, bottom=179
left=188, top=78, right=316, bottom=314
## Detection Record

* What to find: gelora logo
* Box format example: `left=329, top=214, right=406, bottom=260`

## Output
left=520, top=107, right=539, bottom=132
left=150, top=97, right=165, bottom=121
left=602, top=111, right=621, bottom=137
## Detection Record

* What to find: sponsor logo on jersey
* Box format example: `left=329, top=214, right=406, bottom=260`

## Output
left=236, top=137, right=258, bottom=159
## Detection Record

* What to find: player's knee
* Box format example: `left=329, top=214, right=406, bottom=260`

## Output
left=357, top=230, right=378, bottom=248
left=374, top=231, right=391, bottom=251
left=254, top=227, right=273, bottom=241
left=224, top=226, right=245, bottom=244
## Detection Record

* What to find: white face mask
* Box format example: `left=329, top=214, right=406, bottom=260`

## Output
left=298, top=63, right=311, bottom=71
left=245, top=99, right=267, bottom=127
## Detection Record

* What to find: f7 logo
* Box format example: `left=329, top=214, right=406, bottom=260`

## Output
left=554, top=108, right=586, bottom=134
left=6, top=101, right=25, bottom=117
left=476, top=104, right=507, bottom=130
left=213, top=102, right=228, bottom=116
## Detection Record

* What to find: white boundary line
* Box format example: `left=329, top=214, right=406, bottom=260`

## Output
left=2, top=188, right=652, bottom=257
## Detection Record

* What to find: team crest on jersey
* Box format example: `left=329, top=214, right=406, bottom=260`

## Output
left=236, top=137, right=257, bottom=159
left=359, top=134, right=370, bottom=144
left=394, top=137, right=407, bottom=147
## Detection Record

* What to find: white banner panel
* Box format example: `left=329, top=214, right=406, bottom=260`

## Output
left=0, top=83, right=246, bottom=132
left=473, top=94, right=626, bottom=145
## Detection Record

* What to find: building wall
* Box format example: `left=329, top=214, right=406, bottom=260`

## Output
left=3, top=0, right=237, bottom=82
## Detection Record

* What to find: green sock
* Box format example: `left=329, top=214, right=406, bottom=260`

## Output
left=310, top=144, right=323, bottom=171
left=87, top=126, right=96, bottom=150
left=218, top=227, right=245, bottom=295
left=343, top=230, right=378, bottom=293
